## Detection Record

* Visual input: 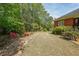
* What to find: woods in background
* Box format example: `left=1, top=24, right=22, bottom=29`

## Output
left=0, top=3, right=53, bottom=35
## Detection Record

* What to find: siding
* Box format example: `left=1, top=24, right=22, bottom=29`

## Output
left=64, top=18, right=74, bottom=26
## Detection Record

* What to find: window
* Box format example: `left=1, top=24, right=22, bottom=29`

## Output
left=58, top=21, right=64, bottom=26
left=75, top=18, right=79, bottom=26
left=75, top=18, right=79, bottom=30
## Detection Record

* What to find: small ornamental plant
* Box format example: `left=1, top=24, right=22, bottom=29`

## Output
left=24, top=32, right=31, bottom=37
left=9, top=32, right=17, bottom=39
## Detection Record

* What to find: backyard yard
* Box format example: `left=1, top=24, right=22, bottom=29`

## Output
left=21, top=32, right=79, bottom=56
left=0, top=3, right=79, bottom=56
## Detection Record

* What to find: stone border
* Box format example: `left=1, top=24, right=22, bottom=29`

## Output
left=13, top=33, right=33, bottom=56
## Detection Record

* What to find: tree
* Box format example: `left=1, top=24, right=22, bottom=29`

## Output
left=21, top=3, right=53, bottom=31
left=0, top=4, right=25, bottom=34
left=0, top=3, right=53, bottom=34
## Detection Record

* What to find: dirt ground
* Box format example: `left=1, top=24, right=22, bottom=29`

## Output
left=21, top=32, right=79, bottom=56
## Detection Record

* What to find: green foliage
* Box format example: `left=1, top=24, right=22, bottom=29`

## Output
left=0, top=3, right=53, bottom=35
left=64, top=31, right=79, bottom=37
left=21, top=4, right=53, bottom=31
left=63, top=31, right=79, bottom=40
left=52, top=26, right=79, bottom=40
left=6, top=17, right=25, bottom=34
left=0, top=4, right=25, bottom=34
left=52, top=26, right=71, bottom=35
left=32, top=23, right=40, bottom=31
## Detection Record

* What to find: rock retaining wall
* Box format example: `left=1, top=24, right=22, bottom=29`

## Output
left=0, top=35, right=25, bottom=56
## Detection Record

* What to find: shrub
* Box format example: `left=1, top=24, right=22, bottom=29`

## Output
left=0, top=17, right=25, bottom=35
left=63, top=31, right=74, bottom=40
left=9, top=32, right=17, bottom=38
left=43, top=28, right=48, bottom=31
left=63, top=31, right=79, bottom=40
left=52, top=26, right=70, bottom=35
left=52, top=26, right=79, bottom=40
left=32, top=23, right=40, bottom=31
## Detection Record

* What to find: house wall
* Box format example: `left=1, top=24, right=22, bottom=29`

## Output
left=54, top=18, right=75, bottom=27
left=54, top=21, right=58, bottom=27
left=64, top=18, right=74, bottom=26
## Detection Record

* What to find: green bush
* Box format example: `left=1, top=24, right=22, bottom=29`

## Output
left=52, top=26, right=71, bottom=35
left=32, top=23, right=40, bottom=31
left=64, top=31, right=79, bottom=37
left=63, top=31, right=79, bottom=40
left=0, top=17, right=25, bottom=34
left=52, top=26, right=79, bottom=40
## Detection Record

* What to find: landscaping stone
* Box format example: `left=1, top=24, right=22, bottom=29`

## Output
left=0, top=35, right=29, bottom=56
